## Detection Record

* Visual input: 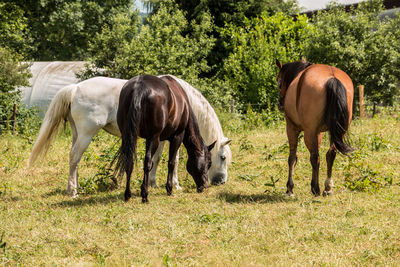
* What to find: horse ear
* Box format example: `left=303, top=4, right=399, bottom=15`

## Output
left=221, top=139, right=232, bottom=146
left=275, top=59, right=282, bottom=69
left=208, top=141, right=217, bottom=151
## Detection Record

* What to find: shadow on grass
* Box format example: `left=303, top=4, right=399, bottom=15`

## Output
left=217, top=191, right=295, bottom=204
left=42, top=188, right=68, bottom=197
left=51, top=191, right=125, bottom=208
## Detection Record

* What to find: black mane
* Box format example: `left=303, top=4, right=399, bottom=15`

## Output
left=281, top=60, right=313, bottom=89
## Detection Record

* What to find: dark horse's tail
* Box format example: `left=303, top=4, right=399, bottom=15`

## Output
left=323, top=77, right=353, bottom=155
left=114, top=80, right=149, bottom=178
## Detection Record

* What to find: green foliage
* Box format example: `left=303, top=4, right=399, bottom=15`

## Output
left=239, top=137, right=255, bottom=151
left=344, top=150, right=393, bottom=192
left=0, top=2, right=29, bottom=54
left=304, top=0, right=400, bottom=106
left=221, top=12, right=311, bottom=110
left=343, top=132, right=395, bottom=192
left=0, top=46, right=32, bottom=134
left=162, top=253, right=175, bottom=267
left=197, top=213, right=225, bottom=224
left=115, top=0, right=214, bottom=82
left=146, top=0, right=299, bottom=69
left=85, top=9, right=140, bottom=75
left=86, top=0, right=215, bottom=85
left=79, top=144, right=119, bottom=195
left=389, top=12, right=400, bottom=87
left=264, top=175, right=280, bottom=193
left=11, top=0, right=131, bottom=60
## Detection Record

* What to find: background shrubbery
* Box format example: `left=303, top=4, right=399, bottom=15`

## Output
left=1, top=0, right=400, bottom=135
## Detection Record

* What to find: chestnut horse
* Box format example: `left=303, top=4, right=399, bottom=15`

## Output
left=115, top=74, right=216, bottom=202
left=275, top=60, right=354, bottom=196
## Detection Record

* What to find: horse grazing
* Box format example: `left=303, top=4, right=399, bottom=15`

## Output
left=115, top=74, right=216, bottom=202
left=275, top=59, right=354, bottom=196
left=29, top=76, right=230, bottom=198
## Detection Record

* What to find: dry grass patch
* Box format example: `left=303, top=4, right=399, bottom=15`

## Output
left=1, top=113, right=400, bottom=265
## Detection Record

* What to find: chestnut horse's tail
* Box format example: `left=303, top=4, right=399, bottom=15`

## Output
left=114, top=82, right=149, bottom=177
left=323, top=77, right=353, bottom=155
left=29, top=84, right=75, bottom=166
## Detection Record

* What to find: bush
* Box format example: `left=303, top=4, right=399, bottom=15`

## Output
left=221, top=12, right=311, bottom=111
left=87, top=0, right=214, bottom=83
left=304, top=0, right=400, bottom=106
left=0, top=46, right=32, bottom=134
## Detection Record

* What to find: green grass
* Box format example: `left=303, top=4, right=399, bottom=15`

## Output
left=1, top=113, right=400, bottom=266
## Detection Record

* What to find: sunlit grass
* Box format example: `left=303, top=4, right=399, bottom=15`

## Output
left=1, top=112, right=400, bottom=265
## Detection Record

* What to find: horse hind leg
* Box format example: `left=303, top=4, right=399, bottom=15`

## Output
left=141, top=137, right=160, bottom=203
left=304, top=132, right=323, bottom=196
left=285, top=122, right=300, bottom=196
left=323, top=144, right=337, bottom=196
left=68, top=130, right=98, bottom=198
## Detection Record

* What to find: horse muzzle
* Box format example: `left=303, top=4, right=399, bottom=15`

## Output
left=211, top=174, right=227, bottom=186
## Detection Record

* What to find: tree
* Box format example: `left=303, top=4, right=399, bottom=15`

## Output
left=144, top=0, right=299, bottom=74
left=304, top=0, right=399, bottom=106
left=88, top=0, right=214, bottom=84
left=6, top=0, right=131, bottom=60
left=86, top=9, right=141, bottom=75
left=221, top=12, right=311, bottom=110
left=0, top=2, right=29, bottom=54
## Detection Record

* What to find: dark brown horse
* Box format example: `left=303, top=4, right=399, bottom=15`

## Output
left=276, top=59, right=354, bottom=196
left=115, top=74, right=216, bottom=202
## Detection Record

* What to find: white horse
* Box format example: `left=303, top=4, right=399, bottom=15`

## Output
left=29, top=75, right=231, bottom=197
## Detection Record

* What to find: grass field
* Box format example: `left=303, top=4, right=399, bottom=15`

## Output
left=1, top=111, right=400, bottom=266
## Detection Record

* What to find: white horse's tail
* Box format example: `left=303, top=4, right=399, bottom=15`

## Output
left=29, top=85, right=75, bottom=166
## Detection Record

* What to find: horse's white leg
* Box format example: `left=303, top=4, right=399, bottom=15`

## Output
left=149, top=141, right=165, bottom=187
left=172, top=149, right=181, bottom=190
left=67, top=113, right=103, bottom=197
left=68, top=131, right=98, bottom=198
left=67, top=116, right=78, bottom=195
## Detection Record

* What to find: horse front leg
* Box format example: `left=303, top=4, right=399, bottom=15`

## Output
left=285, top=121, right=300, bottom=196
left=305, top=132, right=323, bottom=196
left=141, top=137, right=160, bottom=203
left=166, top=133, right=184, bottom=196
left=323, top=144, right=337, bottom=196
left=172, top=149, right=182, bottom=190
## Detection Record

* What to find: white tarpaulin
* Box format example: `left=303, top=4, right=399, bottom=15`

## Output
left=19, top=61, right=86, bottom=115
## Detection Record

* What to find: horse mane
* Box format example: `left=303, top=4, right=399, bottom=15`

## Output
left=281, top=60, right=313, bottom=90
left=161, top=74, right=232, bottom=163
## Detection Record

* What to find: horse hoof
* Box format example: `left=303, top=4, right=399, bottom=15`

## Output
left=197, top=186, right=206, bottom=193
left=124, top=191, right=132, bottom=202
left=175, top=184, right=182, bottom=190
left=142, top=197, right=149, bottom=203
left=286, top=192, right=294, bottom=197
left=323, top=190, right=332, bottom=197
left=311, top=188, right=321, bottom=196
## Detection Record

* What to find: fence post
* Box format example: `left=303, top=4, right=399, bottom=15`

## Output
left=12, top=103, right=17, bottom=134
left=359, top=85, right=365, bottom=119
left=230, top=99, right=235, bottom=114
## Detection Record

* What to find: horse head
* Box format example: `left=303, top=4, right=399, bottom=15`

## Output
left=186, top=140, right=216, bottom=192
left=208, top=137, right=231, bottom=185
left=275, top=59, right=313, bottom=112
